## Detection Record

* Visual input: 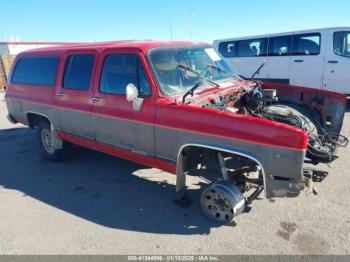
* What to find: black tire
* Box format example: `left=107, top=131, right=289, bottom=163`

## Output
left=37, top=120, right=67, bottom=161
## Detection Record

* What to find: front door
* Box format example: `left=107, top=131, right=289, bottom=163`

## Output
left=92, top=50, right=156, bottom=156
left=56, top=51, right=97, bottom=139
left=324, top=30, right=350, bottom=94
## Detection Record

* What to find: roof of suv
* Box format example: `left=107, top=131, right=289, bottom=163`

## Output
left=21, top=40, right=209, bottom=54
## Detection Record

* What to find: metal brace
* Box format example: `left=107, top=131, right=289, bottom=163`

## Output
left=218, top=152, right=228, bottom=181
left=303, top=169, right=319, bottom=196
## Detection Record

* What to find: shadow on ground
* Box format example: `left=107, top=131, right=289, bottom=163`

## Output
left=0, top=127, right=221, bottom=235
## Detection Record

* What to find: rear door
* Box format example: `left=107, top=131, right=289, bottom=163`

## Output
left=324, top=29, right=350, bottom=94
left=266, top=35, right=292, bottom=84
left=91, top=49, right=156, bottom=155
left=56, top=51, right=97, bottom=139
left=290, top=32, right=324, bottom=89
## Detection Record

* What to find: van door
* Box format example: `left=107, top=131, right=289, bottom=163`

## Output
left=56, top=51, right=96, bottom=139
left=266, top=35, right=292, bottom=84
left=236, top=38, right=268, bottom=79
left=91, top=50, right=156, bottom=156
left=290, top=32, right=324, bottom=89
left=216, top=41, right=242, bottom=75
left=324, top=30, right=350, bottom=94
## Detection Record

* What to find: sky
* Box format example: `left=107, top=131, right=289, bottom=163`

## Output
left=1, top=0, right=350, bottom=43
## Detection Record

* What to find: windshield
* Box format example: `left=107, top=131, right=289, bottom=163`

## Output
left=148, top=45, right=236, bottom=96
left=334, top=31, right=350, bottom=58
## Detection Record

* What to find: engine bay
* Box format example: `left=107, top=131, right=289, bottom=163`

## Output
left=196, top=81, right=348, bottom=165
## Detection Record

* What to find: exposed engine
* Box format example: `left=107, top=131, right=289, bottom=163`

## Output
left=200, top=82, right=348, bottom=165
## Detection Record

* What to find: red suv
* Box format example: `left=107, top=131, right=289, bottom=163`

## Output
left=5, top=41, right=348, bottom=224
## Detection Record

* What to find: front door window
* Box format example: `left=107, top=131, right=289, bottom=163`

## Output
left=334, top=31, right=350, bottom=58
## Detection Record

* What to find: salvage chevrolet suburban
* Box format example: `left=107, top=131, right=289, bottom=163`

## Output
left=5, top=41, right=348, bottom=224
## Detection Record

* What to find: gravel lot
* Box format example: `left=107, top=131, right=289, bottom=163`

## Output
left=0, top=91, right=349, bottom=255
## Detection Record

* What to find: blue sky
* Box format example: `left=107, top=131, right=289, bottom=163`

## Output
left=2, top=0, right=349, bottom=43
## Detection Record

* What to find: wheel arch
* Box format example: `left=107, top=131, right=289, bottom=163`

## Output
left=26, top=112, right=53, bottom=129
left=175, top=143, right=267, bottom=193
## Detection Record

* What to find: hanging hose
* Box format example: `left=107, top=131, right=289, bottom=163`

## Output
left=319, top=129, right=349, bottom=148
left=211, top=82, right=348, bottom=165
left=260, top=105, right=345, bottom=164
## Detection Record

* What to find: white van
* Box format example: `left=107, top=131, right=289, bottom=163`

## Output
left=213, top=27, right=350, bottom=94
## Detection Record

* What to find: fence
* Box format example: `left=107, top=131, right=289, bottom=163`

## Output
left=0, top=55, right=15, bottom=91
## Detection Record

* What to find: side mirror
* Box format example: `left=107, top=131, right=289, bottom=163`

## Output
left=126, top=83, right=139, bottom=102
left=126, top=83, right=144, bottom=112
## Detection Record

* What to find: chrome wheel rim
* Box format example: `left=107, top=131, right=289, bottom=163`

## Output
left=41, top=129, right=55, bottom=154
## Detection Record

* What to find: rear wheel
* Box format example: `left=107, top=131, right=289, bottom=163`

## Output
left=37, top=120, right=67, bottom=161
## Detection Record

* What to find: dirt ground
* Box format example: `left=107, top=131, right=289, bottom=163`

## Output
left=0, top=91, right=349, bottom=255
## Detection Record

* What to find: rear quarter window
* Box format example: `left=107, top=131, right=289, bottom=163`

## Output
left=11, top=56, right=59, bottom=86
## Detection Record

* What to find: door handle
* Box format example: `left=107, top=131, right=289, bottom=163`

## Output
left=56, top=92, right=65, bottom=97
left=91, top=97, right=103, bottom=102
left=327, top=60, right=338, bottom=64
left=293, top=59, right=304, bottom=63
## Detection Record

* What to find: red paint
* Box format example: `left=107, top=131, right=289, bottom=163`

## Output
left=156, top=103, right=309, bottom=151
left=5, top=95, right=308, bottom=151
left=57, top=131, right=177, bottom=174
left=263, top=82, right=347, bottom=102
left=91, top=48, right=158, bottom=128
left=6, top=41, right=313, bottom=172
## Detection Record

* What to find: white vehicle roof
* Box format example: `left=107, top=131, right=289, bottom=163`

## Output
left=214, top=27, right=350, bottom=43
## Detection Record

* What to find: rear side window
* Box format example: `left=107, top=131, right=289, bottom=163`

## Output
left=11, top=56, right=59, bottom=86
left=237, top=38, right=268, bottom=57
left=292, top=33, right=321, bottom=55
left=100, top=53, right=151, bottom=96
left=334, top=31, right=350, bottom=58
left=63, top=54, right=95, bottom=90
left=268, top=35, right=292, bottom=56
left=218, top=41, right=237, bottom=58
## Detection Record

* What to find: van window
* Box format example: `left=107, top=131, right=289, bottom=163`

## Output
left=218, top=41, right=237, bottom=58
left=268, top=35, right=292, bottom=56
left=63, top=54, right=95, bottom=90
left=11, top=56, right=59, bottom=86
left=334, top=31, right=350, bottom=58
left=292, top=33, right=321, bottom=55
left=100, top=53, right=151, bottom=95
left=237, top=38, right=267, bottom=57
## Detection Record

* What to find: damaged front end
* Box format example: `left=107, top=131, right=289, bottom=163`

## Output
left=172, top=81, right=348, bottom=221
left=197, top=81, right=348, bottom=166
left=263, top=82, right=348, bottom=165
